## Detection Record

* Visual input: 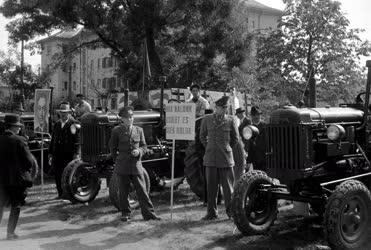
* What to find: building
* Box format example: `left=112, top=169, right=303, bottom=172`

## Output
left=39, top=1, right=282, bottom=109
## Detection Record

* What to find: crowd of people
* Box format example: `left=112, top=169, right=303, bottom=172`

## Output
left=0, top=88, right=266, bottom=238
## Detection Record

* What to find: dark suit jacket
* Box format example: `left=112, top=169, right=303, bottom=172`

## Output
left=49, top=118, right=80, bottom=167
left=200, top=114, right=238, bottom=168
left=247, top=121, right=266, bottom=165
left=109, top=125, right=147, bottom=175
left=0, top=130, right=34, bottom=186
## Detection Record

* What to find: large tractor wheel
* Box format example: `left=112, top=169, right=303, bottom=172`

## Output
left=184, top=142, right=205, bottom=199
left=232, top=170, right=278, bottom=235
left=30, top=154, right=39, bottom=181
left=109, top=167, right=151, bottom=210
left=62, top=159, right=101, bottom=203
left=324, top=180, right=371, bottom=250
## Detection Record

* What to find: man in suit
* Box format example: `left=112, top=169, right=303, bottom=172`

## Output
left=109, top=106, right=160, bottom=222
left=186, top=84, right=210, bottom=118
left=199, top=96, right=239, bottom=220
left=48, top=102, right=80, bottom=199
left=0, top=114, right=35, bottom=240
left=247, top=106, right=267, bottom=171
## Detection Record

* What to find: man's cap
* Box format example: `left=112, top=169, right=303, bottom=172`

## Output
left=235, top=107, right=245, bottom=114
left=190, top=84, right=201, bottom=91
left=57, top=102, right=72, bottom=113
left=4, top=113, right=23, bottom=127
left=250, top=106, right=263, bottom=116
left=76, top=93, right=84, bottom=98
left=118, top=106, right=134, bottom=118
left=215, top=96, right=229, bottom=107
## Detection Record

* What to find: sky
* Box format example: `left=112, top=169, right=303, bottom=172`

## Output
left=0, top=0, right=371, bottom=69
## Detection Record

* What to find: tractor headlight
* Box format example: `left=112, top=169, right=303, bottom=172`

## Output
left=242, top=125, right=260, bottom=140
left=326, top=124, right=345, bottom=141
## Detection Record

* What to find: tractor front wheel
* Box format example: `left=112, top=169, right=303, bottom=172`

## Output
left=324, top=180, right=371, bottom=250
left=232, top=170, right=278, bottom=235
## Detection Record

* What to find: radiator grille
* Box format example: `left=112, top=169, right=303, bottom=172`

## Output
left=81, top=123, right=112, bottom=162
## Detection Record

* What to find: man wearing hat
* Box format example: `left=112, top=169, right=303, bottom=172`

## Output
left=247, top=106, right=267, bottom=171
left=0, top=114, right=35, bottom=239
left=186, top=84, right=210, bottom=118
left=199, top=96, right=239, bottom=220
left=74, top=94, right=92, bottom=119
left=48, top=102, right=80, bottom=199
left=109, top=106, right=161, bottom=222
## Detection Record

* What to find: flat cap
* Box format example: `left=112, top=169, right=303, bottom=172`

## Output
left=118, top=106, right=134, bottom=118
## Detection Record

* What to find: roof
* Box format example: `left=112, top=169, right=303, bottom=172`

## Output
left=37, top=27, right=84, bottom=44
left=242, top=0, right=283, bottom=15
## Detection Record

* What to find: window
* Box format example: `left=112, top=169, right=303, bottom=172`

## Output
left=111, top=77, right=116, bottom=88
left=97, top=79, right=101, bottom=88
left=102, top=78, right=107, bottom=89
left=64, top=82, right=68, bottom=90
left=97, top=58, right=100, bottom=69
left=102, top=58, right=106, bottom=68
left=73, top=81, right=77, bottom=90
left=108, top=57, right=113, bottom=67
left=91, top=79, right=95, bottom=87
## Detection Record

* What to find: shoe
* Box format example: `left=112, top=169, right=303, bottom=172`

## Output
left=120, top=216, right=131, bottom=222
left=144, top=215, right=161, bottom=221
left=201, top=214, right=218, bottom=220
left=6, top=233, right=19, bottom=240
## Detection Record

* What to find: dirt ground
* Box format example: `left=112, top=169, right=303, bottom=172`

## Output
left=0, top=179, right=331, bottom=250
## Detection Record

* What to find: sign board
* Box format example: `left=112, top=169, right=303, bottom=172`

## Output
left=34, top=89, right=51, bottom=133
left=165, top=103, right=196, bottom=140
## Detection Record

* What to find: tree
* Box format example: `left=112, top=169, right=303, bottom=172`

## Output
left=1, top=0, right=252, bottom=91
left=257, top=0, right=371, bottom=106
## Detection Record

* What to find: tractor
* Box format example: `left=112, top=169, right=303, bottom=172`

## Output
left=232, top=60, right=371, bottom=249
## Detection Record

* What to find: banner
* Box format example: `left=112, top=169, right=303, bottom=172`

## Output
left=165, top=103, right=196, bottom=140
left=34, top=89, right=51, bottom=133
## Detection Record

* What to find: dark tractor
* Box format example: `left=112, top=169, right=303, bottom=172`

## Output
left=232, top=61, right=371, bottom=250
left=61, top=109, right=186, bottom=208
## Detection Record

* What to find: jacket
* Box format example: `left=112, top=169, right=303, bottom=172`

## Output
left=247, top=121, right=266, bottom=165
left=199, top=114, right=239, bottom=168
left=49, top=117, right=80, bottom=160
left=0, top=130, right=34, bottom=186
left=109, top=124, right=147, bottom=175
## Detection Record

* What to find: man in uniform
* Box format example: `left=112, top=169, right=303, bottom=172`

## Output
left=48, top=102, right=80, bottom=199
left=0, top=114, right=35, bottom=239
left=247, top=106, right=266, bottom=171
left=186, top=84, right=210, bottom=118
left=109, top=106, right=160, bottom=222
left=74, top=94, right=92, bottom=119
left=199, top=96, right=239, bottom=220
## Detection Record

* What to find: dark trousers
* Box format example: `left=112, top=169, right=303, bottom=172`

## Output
left=54, top=167, right=64, bottom=197
left=53, top=155, right=73, bottom=197
left=118, top=174, right=157, bottom=219
left=205, top=167, right=234, bottom=217
left=0, top=188, right=21, bottom=235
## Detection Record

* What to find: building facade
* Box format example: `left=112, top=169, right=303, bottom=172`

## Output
left=39, top=0, right=282, bottom=110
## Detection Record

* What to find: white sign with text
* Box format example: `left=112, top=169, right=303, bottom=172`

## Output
left=165, top=103, right=196, bottom=140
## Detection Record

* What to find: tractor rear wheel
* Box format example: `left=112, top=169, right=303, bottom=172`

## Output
left=62, top=159, right=101, bottom=203
left=109, top=167, right=151, bottom=210
left=324, top=180, right=371, bottom=250
left=184, top=142, right=205, bottom=199
left=232, top=170, right=278, bottom=235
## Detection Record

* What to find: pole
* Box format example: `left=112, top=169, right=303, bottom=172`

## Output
left=170, top=139, right=176, bottom=221
left=40, top=132, right=44, bottom=192
left=20, top=40, right=25, bottom=108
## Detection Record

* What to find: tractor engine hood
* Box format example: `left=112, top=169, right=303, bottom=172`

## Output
left=270, top=105, right=364, bottom=125
left=80, top=110, right=161, bottom=126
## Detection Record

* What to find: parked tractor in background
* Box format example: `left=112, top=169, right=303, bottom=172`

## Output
left=232, top=60, right=371, bottom=249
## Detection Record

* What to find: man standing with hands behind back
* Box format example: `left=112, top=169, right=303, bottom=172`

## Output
left=199, top=96, right=239, bottom=220
left=48, top=102, right=80, bottom=199
left=109, top=106, right=161, bottom=222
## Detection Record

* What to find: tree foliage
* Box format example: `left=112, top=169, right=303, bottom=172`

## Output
left=1, top=0, right=253, bottom=91
left=257, top=0, right=371, bottom=106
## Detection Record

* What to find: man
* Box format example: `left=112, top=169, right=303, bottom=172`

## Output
left=109, top=106, right=160, bottom=222
left=48, top=102, right=80, bottom=199
left=0, top=114, right=35, bottom=240
left=199, top=96, right=238, bottom=220
left=235, top=108, right=251, bottom=127
left=186, top=84, right=210, bottom=118
left=74, top=94, right=92, bottom=119
left=247, top=106, right=266, bottom=171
